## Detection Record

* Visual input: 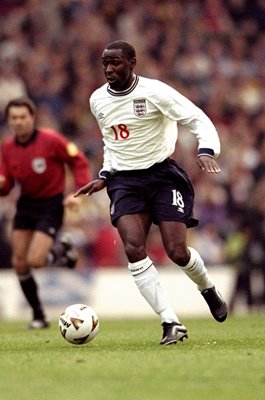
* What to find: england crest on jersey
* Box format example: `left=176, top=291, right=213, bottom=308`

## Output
left=133, top=99, right=146, bottom=117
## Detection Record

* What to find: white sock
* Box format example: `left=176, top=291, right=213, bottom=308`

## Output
left=128, top=257, right=179, bottom=324
left=178, top=247, right=214, bottom=292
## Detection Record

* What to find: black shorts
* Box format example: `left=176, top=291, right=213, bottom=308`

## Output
left=106, top=158, right=199, bottom=228
left=13, top=194, right=64, bottom=238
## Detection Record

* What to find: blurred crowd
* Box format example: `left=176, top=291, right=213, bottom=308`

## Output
left=0, top=0, right=264, bottom=306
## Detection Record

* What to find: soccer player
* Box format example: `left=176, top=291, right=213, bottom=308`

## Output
left=0, top=97, right=90, bottom=329
left=75, top=40, right=228, bottom=345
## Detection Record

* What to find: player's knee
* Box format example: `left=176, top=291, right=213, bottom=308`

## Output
left=124, top=243, right=147, bottom=263
left=12, top=255, right=28, bottom=274
left=27, top=255, right=45, bottom=269
left=166, top=244, right=190, bottom=266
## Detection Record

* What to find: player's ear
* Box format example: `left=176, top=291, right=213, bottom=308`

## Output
left=130, top=57, right=136, bottom=69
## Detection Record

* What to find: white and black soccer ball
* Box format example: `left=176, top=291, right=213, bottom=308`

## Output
left=59, top=304, right=99, bottom=345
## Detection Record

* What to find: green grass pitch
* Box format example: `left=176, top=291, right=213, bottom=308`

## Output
left=1, top=315, right=265, bottom=400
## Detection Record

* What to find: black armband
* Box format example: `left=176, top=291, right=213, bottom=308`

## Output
left=98, top=170, right=111, bottom=180
left=198, top=148, right=214, bottom=158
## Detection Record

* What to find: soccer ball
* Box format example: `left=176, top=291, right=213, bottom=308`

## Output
left=58, top=304, right=99, bottom=345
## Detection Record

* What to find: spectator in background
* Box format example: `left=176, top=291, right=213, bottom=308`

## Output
left=0, top=97, right=90, bottom=328
left=0, top=62, right=27, bottom=115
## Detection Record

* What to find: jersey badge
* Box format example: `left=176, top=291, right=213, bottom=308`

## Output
left=67, top=142, right=79, bottom=157
left=32, top=158, right=46, bottom=174
left=133, top=99, right=146, bottom=117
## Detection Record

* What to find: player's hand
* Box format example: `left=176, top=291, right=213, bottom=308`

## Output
left=197, top=156, right=221, bottom=174
left=0, top=175, right=6, bottom=189
left=74, top=179, right=107, bottom=197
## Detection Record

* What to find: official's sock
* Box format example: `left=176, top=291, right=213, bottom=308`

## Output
left=128, top=257, right=179, bottom=324
left=17, top=272, right=45, bottom=320
left=178, top=247, right=214, bottom=292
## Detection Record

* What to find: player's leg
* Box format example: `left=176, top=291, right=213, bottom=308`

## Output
left=116, top=213, right=188, bottom=345
left=159, top=220, right=227, bottom=322
left=11, top=229, right=50, bottom=328
left=153, top=159, right=227, bottom=322
left=27, top=230, right=54, bottom=268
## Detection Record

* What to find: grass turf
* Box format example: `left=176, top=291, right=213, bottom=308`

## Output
left=0, top=315, right=265, bottom=400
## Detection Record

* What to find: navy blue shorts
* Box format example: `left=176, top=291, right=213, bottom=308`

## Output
left=13, top=194, right=64, bottom=238
left=106, top=158, right=199, bottom=228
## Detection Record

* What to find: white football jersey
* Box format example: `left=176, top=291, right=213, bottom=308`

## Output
left=90, top=75, right=220, bottom=172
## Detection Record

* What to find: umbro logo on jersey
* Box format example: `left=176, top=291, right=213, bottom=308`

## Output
left=133, top=99, right=146, bottom=117
left=98, top=112, right=105, bottom=120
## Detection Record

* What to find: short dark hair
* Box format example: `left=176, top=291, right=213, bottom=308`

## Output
left=105, top=40, right=136, bottom=60
left=5, top=97, right=36, bottom=118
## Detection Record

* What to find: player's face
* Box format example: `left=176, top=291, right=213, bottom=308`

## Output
left=7, top=106, right=35, bottom=144
left=101, top=48, right=136, bottom=91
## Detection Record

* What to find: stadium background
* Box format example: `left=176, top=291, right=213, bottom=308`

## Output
left=0, top=0, right=264, bottom=318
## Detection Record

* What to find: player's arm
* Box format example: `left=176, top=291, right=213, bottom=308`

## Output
left=154, top=81, right=221, bottom=159
left=156, top=83, right=221, bottom=174
left=0, top=146, right=14, bottom=195
left=0, top=173, right=14, bottom=195
left=64, top=146, right=91, bottom=208
left=197, top=154, right=221, bottom=174
left=62, top=146, right=91, bottom=209
left=50, top=132, right=91, bottom=207
left=52, top=131, right=91, bottom=187
left=63, top=142, right=91, bottom=188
